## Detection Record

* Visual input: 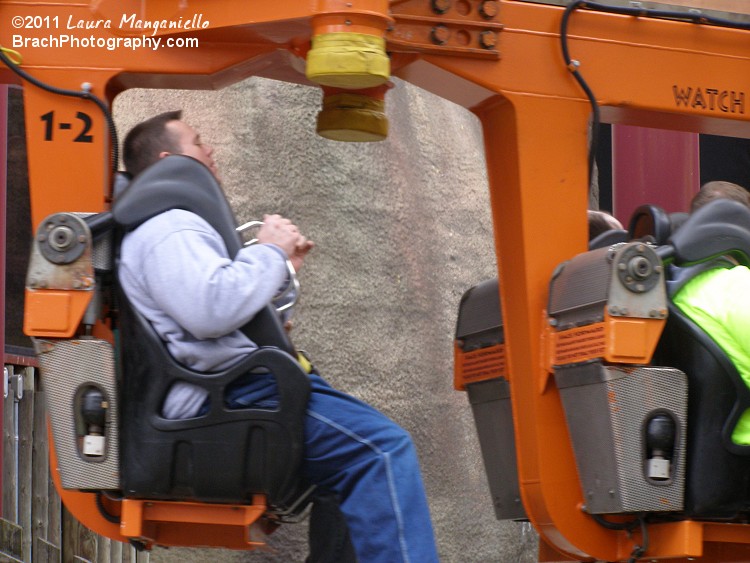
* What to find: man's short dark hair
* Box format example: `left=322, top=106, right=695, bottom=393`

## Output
left=691, top=181, right=750, bottom=212
left=588, top=209, right=621, bottom=240
left=122, top=110, right=182, bottom=177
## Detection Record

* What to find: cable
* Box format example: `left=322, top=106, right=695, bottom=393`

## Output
left=0, top=48, right=119, bottom=195
left=95, top=491, right=121, bottom=524
left=589, top=512, right=642, bottom=531
left=559, top=0, right=750, bottom=192
left=563, top=0, right=750, bottom=30
left=0, top=45, right=22, bottom=65
left=589, top=512, right=649, bottom=561
left=627, top=517, right=649, bottom=563
left=560, top=0, right=601, bottom=192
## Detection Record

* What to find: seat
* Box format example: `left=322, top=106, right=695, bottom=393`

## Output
left=117, top=289, right=311, bottom=507
left=629, top=203, right=685, bottom=244
left=112, top=155, right=311, bottom=510
left=650, top=199, right=750, bottom=519
left=652, top=303, right=750, bottom=518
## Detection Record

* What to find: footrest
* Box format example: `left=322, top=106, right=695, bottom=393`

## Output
left=120, top=496, right=269, bottom=548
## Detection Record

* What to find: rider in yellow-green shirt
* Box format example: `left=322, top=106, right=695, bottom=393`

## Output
left=671, top=181, right=750, bottom=444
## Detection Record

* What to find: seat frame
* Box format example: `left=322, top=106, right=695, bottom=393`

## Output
left=112, top=155, right=312, bottom=510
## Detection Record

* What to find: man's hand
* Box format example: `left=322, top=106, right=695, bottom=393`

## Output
left=290, top=237, right=314, bottom=272
left=257, top=214, right=314, bottom=270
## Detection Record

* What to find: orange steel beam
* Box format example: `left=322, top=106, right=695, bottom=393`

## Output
left=5, top=0, right=750, bottom=558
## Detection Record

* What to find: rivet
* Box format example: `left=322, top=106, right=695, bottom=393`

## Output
left=479, top=30, right=497, bottom=49
left=431, top=0, right=452, bottom=14
left=431, top=25, right=450, bottom=45
left=479, top=0, right=499, bottom=19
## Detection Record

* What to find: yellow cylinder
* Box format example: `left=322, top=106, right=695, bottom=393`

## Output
left=306, top=33, right=390, bottom=89
left=316, top=92, right=388, bottom=142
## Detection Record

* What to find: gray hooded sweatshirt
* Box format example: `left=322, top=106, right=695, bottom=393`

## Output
left=118, top=208, right=288, bottom=419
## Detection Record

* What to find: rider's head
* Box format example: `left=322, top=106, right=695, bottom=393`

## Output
left=691, top=181, right=750, bottom=212
left=123, top=110, right=217, bottom=178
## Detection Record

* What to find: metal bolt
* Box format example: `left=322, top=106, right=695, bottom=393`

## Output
left=431, top=0, right=452, bottom=14
left=628, top=255, right=652, bottom=280
left=37, top=233, right=47, bottom=242
left=620, top=308, right=628, bottom=315
left=479, top=0, right=499, bottom=19
left=549, top=318, right=558, bottom=327
left=479, top=30, right=497, bottom=50
left=610, top=306, right=619, bottom=315
left=81, top=82, right=92, bottom=92
left=431, top=25, right=450, bottom=45
left=49, top=225, right=75, bottom=251
left=345, top=19, right=352, bottom=25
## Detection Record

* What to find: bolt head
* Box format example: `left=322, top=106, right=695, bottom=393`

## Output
left=479, top=30, right=497, bottom=50
left=479, top=0, right=499, bottom=19
left=431, top=0, right=452, bottom=14
left=431, top=25, right=451, bottom=45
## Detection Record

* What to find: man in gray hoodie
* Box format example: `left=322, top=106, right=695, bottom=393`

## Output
left=118, top=111, right=439, bottom=563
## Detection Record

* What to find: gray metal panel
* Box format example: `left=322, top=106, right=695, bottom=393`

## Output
left=556, top=363, right=687, bottom=514
left=548, top=246, right=611, bottom=329
left=34, top=338, right=120, bottom=490
left=467, top=378, right=526, bottom=520
left=456, top=279, right=503, bottom=346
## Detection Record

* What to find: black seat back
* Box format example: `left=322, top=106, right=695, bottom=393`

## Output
left=651, top=199, right=750, bottom=518
left=113, top=156, right=310, bottom=507
left=629, top=204, right=688, bottom=244
left=653, top=304, right=750, bottom=518
left=114, top=155, right=294, bottom=355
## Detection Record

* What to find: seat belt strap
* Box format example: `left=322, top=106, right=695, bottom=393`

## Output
left=297, top=352, right=313, bottom=374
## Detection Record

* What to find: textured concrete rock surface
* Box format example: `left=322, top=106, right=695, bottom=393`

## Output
left=114, top=77, right=539, bottom=563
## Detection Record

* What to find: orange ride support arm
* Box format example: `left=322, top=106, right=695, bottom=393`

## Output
left=392, top=1, right=750, bottom=560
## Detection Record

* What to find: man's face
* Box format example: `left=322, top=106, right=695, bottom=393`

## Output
left=164, top=120, right=219, bottom=178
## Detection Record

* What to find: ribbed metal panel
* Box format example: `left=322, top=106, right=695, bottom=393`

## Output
left=34, top=338, right=120, bottom=490
left=556, top=363, right=687, bottom=514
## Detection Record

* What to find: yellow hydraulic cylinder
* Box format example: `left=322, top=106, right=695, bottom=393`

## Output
left=316, top=84, right=390, bottom=142
left=306, top=1, right=392, bottom=89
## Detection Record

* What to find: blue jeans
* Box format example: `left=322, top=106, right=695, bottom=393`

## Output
left=225, top=372, right=439, bottom=563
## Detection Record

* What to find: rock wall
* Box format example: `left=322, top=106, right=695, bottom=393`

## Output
left=113, top=77, right=538, bottom=563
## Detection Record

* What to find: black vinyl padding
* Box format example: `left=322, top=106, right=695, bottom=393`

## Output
left=118, top=288, right=310, bottom=506
left=653, top=304, right=750, bottom=518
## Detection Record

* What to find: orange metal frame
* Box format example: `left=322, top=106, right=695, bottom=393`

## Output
left=5, top=0, right=750, bottom=559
